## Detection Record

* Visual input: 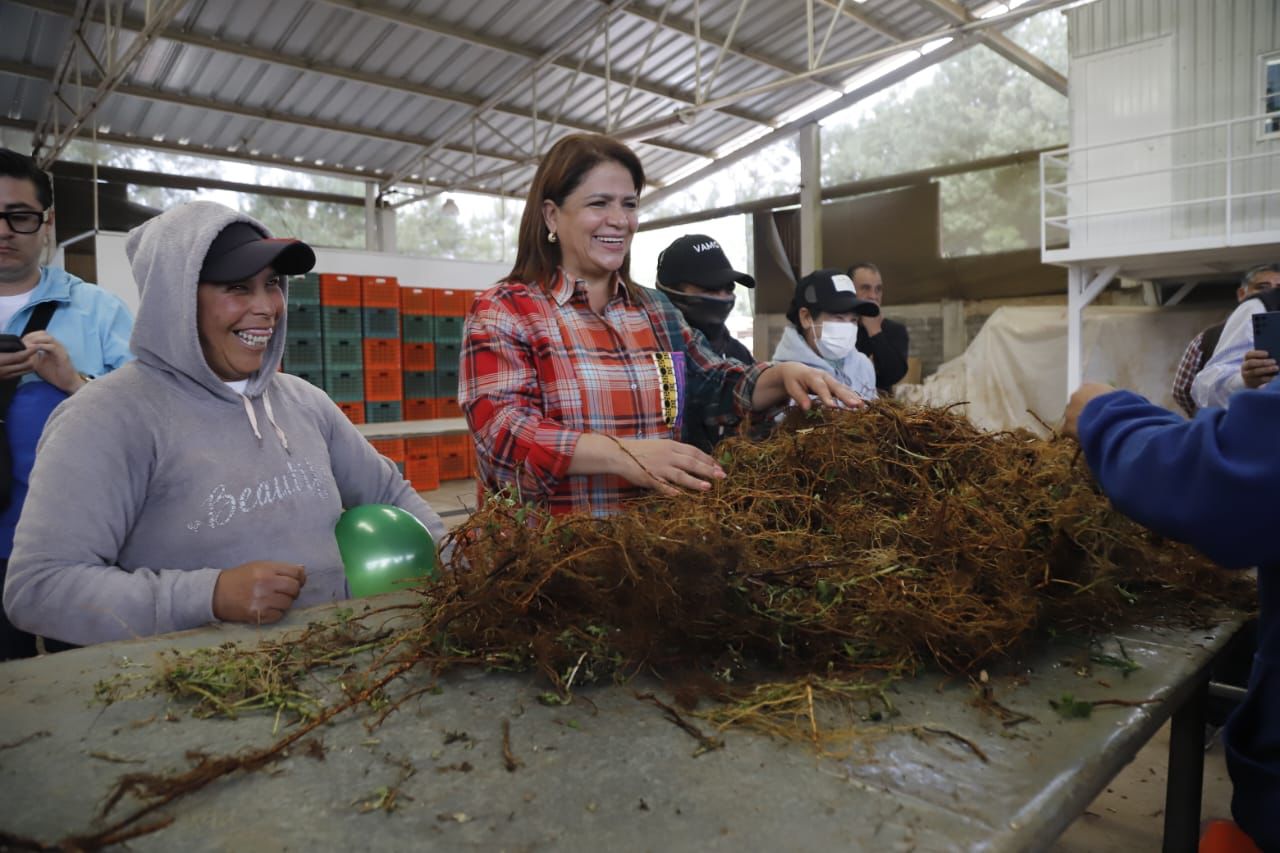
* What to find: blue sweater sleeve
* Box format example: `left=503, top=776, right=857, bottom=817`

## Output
left=1077, top=386, right=1280, bottom=569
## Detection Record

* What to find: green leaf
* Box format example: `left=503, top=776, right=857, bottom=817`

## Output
left=1049, top=692, right=1093, bottom=719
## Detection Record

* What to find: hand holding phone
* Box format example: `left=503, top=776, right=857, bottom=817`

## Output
left=1252, top=312, right=1280, bottom=361
left=1246, top=312, right=1280, bottom=389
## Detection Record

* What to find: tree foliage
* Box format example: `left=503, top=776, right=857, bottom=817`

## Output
left=822, top=12, right=1067, bottom=255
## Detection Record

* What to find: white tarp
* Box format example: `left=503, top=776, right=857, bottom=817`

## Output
left=895, top=304, right=1225, bottom=436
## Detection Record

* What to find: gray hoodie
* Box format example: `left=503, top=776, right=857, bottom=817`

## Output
left=771, top=325, right=878, bottom=400
left=3, top=201, right=447, bottom=645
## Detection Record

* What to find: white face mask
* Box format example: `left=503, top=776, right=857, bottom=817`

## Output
left=813, top=319, right=858, bottom=360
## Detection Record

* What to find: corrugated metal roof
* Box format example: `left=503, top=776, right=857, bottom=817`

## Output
left=0, top=0, right=1067, bottom=202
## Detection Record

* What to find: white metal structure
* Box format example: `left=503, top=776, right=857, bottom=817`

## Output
left=1045, top=0, right=1280, bottom=393
left=1042, top=111, right=1280, bottom=391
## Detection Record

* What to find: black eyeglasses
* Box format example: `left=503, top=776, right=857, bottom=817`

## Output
left=0, top=209, right=49, bottom=234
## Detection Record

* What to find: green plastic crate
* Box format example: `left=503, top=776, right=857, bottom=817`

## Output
left=287, top=272, right=320, bottom=305
left=323, top=369, right=364, bottom=403
left=433, top=315, right=464, bottom=343
left=287, top=303, right=323, bottom=339
left=290, top=367, right=326, bottom=391
left=363, top=307, right=400, bottom=340
left=285, top=338, right=324, bottom=372
left=323, top=337, right=363, bottom=371
left=403, top=370, right=434, bottom=398
left=366, top=401, right=402, bottom=423
left=435, top=341, right=462, bottom=372
left=401, top=313, right=433, bottom=343
left=322, top=306, right=362, bottom=338
left=434, top=368, right=460, bottom=399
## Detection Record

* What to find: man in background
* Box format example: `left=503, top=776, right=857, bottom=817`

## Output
left=1173, top=264, right=1280, bottom=416
left=1191, top=264, right=1280, bottom=412
left=849, top=262, right=909, bottom=394
left=0, top=149, right=134, bottom=659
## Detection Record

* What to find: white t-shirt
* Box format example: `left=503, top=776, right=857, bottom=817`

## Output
left=224, top=379, right=249, bottom=395
left=0, top=292, right=33, bottom=333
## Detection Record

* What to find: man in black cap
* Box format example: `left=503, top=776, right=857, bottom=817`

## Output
left=656, top=234, right=756, bottom=367
left=654, top=234, right=757, bottom=450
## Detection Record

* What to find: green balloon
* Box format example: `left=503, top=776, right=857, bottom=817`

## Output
left=335, top=504, right=438, bottom=598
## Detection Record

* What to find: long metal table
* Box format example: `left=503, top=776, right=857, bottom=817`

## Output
left=355, top=418, right=470, bottom=440
left=0, top=600, right=1241, bottom=852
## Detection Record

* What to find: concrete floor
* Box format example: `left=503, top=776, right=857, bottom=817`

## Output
left=1054, top=723, right=1232, bottom=851
left=419, top=478, right=1236, bottom=851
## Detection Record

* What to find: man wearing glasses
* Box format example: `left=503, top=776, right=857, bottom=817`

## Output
left=1190, top=264, right=1280, bottom=412
left=0, top=148, right=133, bottom=659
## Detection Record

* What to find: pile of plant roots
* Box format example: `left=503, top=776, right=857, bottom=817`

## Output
left=427, top=402, right=1252, bottom=692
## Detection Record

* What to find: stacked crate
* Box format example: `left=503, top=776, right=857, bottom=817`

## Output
left=401, top=286, right=436, bottom=420
left=362, top=276, right=403, bottom=423
left=404, top=436, right=440, bottom=491
left=432, top=288, right=467, bottom=418
left=369, top=438, right=407, bottom=477
left=319, top=274, right=364, bottom=423
left=283, top=272, right=324, bottom=390
left=287, top=275, right=479, bottom=488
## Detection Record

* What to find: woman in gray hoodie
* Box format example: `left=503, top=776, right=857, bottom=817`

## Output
left=2, top=201, right=447, bottom=646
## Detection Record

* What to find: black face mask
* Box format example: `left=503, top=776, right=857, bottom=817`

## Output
left=657, top=283, right=736, bottom=331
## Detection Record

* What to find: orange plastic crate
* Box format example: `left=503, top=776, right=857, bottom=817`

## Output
left=337, top=401, right=364, bottom=424
left=436, top=397, right=462, bottom=418
left=319, top=274, right=362, bottom=306
left=405, top=456, right=440, bottom=491
left=401, top=287, right=434, bottom=314
left=403, top=342, right=435, bottom=371
left=434, top=288, right=468, bottom=316
left=406, top=436, right=438, bottom=459
left=361, top=275, right=401, bottom=308
left=438, top=434, right=470, bottom=457
left=404, top=398, right=437, bottom=421
left=465, top=290, right=478, bottom=315
left=363, top=338, right=402, bottom=369
left=364, top=369, right=403, bottom=402
left=370, top=438, right=406, bottom=461
left=438, top=453, right=469, bottom=481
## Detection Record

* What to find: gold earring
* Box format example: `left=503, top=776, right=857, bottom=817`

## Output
left=548, top=231, right=558, bottom=244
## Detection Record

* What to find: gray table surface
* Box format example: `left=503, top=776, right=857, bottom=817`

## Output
left=356, top=418, right=469, bottom=440
left=0, top=599, right=1237, bottom=852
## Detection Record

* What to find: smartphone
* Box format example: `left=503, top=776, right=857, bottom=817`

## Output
left=1252, top=311, right=1280, bottom=361
left=0, top=334, right=24, bottom=354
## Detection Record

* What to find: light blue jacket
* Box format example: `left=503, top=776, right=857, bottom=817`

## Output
left=0, top=267, right=134, bottom=556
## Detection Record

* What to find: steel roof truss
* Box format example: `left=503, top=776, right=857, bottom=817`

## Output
left=310, top=0, right=773, bottom=128
left=37, top=0, right=188, bottom=167
left=10, top=0, right=711, bottom=164
left=910, top=0, right=1067, bottom=94
left=611, top=0, right=674, bottom=132
left=380, top=0, right=637, bottom=189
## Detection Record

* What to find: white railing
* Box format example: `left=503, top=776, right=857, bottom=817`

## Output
left=1040, top=111, right=1280, bottom=262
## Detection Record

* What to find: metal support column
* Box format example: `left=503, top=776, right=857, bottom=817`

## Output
left=941, top=299, right=966, bottom=361
left=1163, top=675, right=1207, bottom=853
left=798, top=121, right=822, bottom=275
left=1066, top=263, right=1118, bottom=394
left=365, top=182, right=378, bottom=252
left=378, top=206, right=397, bottom=255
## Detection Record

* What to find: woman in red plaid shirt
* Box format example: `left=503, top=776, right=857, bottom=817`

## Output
left=460, top=134, right=863, bottom=517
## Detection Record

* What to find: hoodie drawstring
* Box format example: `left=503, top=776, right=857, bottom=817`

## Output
left=241, top=391, right=291, bottom=453
left=262, top=389, right=291, bottom=453
left=242, top=394, right=263, bottom=444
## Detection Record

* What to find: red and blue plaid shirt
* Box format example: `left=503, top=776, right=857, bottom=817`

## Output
left=460, top=269, right=768, bottom=517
